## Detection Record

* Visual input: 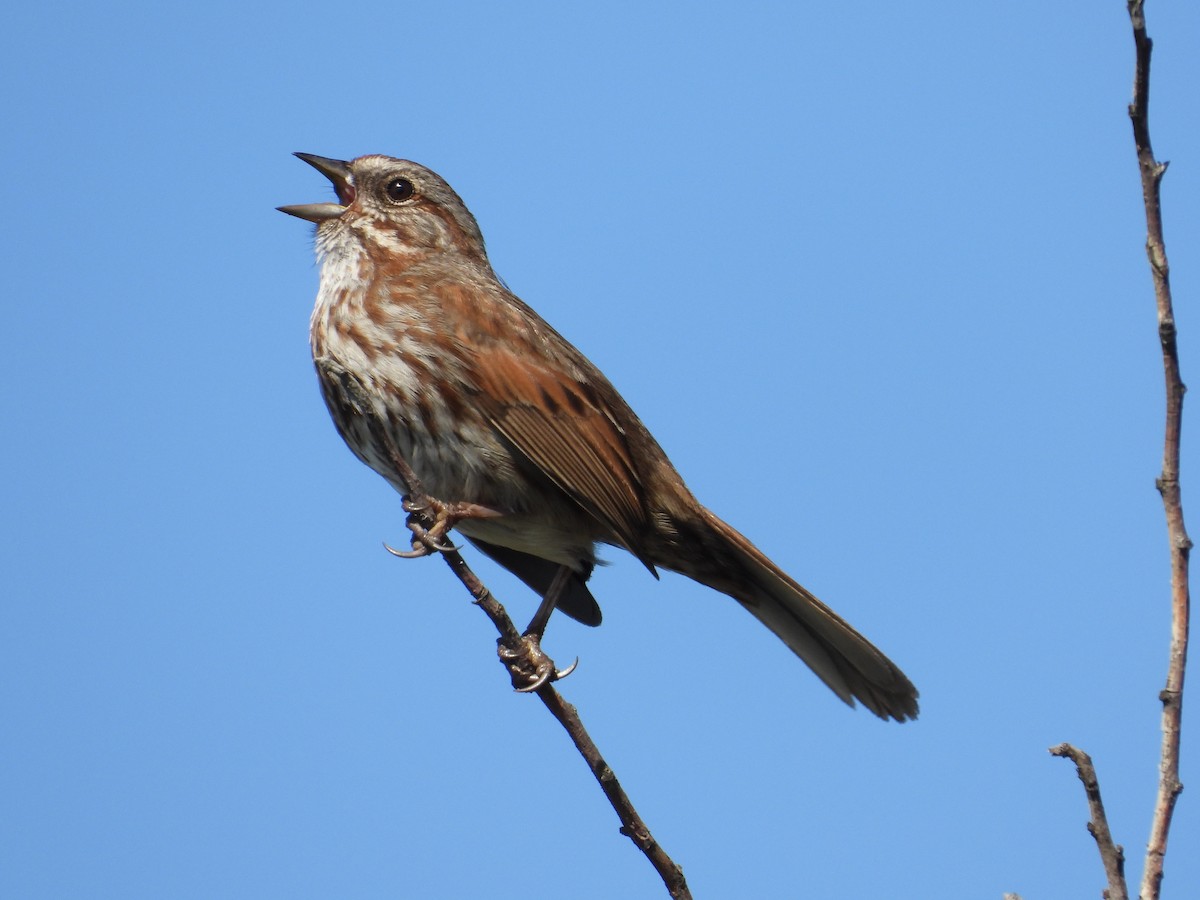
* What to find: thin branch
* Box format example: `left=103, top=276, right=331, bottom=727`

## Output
left=411, top=486, right=692, bottom=899
left=315, top=356, right=691, bottom=899
left=1126, top=3, right=1191, bottom=899
left=1050, top=7, right=1190, bottom=897
left=1049, top=744, right=1128, bottom=900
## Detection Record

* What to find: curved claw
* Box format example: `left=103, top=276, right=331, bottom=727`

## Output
left=383, top=540, right=431, bottom=559
left=386, top=532, right=459, bottom=556
left=508, top=654, right=579, bottom=692
left=514, top=662, right=556, bottom=693
left=401, top=519, right=459, bottom=553
left=401, top=497, right=428, bottom=513
left=496, top=642, right=519, bottom=662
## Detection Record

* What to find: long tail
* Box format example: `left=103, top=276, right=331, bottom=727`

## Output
left=661, top=508, right=919, bottom=722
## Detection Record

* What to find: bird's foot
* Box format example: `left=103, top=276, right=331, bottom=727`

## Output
left=497, top=633, right=579, bottom=693
left=384, top=496, right=502, bottom=558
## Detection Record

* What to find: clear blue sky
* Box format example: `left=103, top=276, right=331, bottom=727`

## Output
left=3, top=2, right=1198, bottom=897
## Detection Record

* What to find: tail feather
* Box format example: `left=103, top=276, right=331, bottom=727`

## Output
left=666, top=509, right=919, bottom=722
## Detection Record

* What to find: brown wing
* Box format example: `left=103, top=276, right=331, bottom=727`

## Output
left=470, top=342, right=653, bottom=566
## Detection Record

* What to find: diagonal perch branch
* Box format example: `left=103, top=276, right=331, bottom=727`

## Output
left=314, top=356, right=692, bottom=900
left=1049, top=744, right=1128, bottom=900
left=401, top=471, right=693, bottom=900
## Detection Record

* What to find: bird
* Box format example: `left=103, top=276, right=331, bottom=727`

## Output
left=280, top=153, right=918, bottom=721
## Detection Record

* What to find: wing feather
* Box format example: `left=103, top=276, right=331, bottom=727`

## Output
left=472, top=345, right=649, bottom=557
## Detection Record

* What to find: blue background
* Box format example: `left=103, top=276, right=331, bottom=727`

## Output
left=3, top=2, right=1198, bottom=897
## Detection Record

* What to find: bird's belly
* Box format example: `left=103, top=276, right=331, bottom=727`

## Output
left=394, top=424, right=601, bottom=569
left=318, top=349, right=599, bottom=569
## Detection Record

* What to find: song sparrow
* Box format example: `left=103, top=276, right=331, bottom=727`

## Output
left=280, top=153, right=918, bottom=721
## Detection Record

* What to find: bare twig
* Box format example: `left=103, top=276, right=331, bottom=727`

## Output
left=313, top=355, right=692, bottom=899
left=1049, top=6, right=1189, bottom=897
left=405, top=481, right=692, bottom=899
left=1126, top=3, right=1191, bottom=898
left=1049, top=744, right=1128, bottom=900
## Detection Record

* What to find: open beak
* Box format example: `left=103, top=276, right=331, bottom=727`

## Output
left=277, top=153, right=356, bottom=222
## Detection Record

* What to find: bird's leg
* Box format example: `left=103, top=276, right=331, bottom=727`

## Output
left=497, top=564, right=579, bottom=692
left=524, top=564, right=573, bottom=640
left=384, top=496, right=502, bottom=559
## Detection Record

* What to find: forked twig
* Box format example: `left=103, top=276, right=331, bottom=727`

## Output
left=316, top=356, right=691, bottom=899
left=1051, top=5, right=1189, bottom=899
left=1127, top=4, right=1191, bottom=899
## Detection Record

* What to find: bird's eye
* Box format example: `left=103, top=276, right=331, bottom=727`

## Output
left=384, top=177, right=415, bottom=203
